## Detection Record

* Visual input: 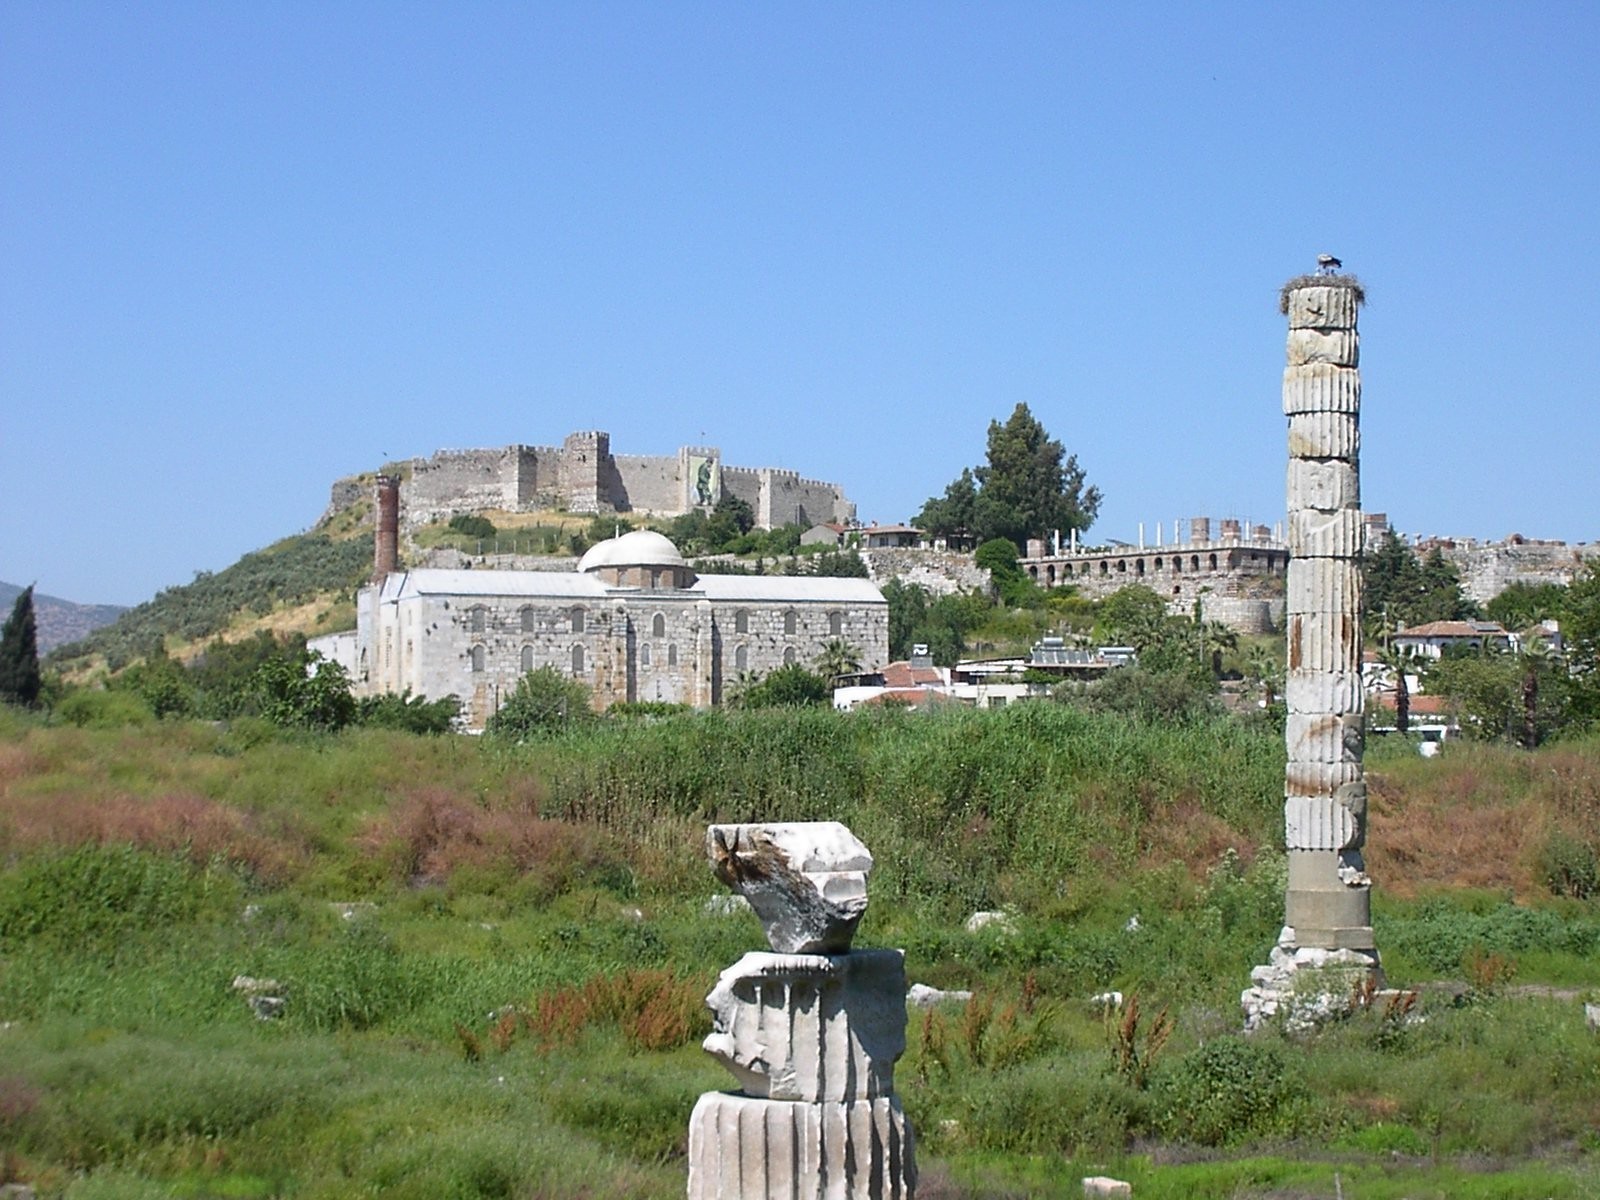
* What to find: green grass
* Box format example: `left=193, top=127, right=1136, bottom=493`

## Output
left=3, top=707, right=1599, bottom=1196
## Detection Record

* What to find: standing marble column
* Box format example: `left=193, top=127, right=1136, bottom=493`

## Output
left=1245, top=265, right=1380, bottom=1029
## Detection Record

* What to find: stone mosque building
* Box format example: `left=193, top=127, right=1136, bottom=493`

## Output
left=319, top=478, right=889, bottom=730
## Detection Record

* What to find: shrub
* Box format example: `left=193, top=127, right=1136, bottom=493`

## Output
left=448, top=513, right=497, bottom=540
left=1154, top=1036, right=1305, bottom=1146
left=55, top=688, right=155, bottom=728
left=733, top=664, right=830, bottom=709
left=0, top=845, right=216, bottom=947
left=356, top=690, right=460, bottom=734
left=1539, top=829, right=1599, bottom=899
left=484, top=667, right=594, bottom=738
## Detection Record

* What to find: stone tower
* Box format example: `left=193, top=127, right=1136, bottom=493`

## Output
left=1244, top=266, right=1380, bottom=1028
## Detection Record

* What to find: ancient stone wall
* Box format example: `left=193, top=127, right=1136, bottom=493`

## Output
left=324, top=432, right=854, bottom=532
left=403, top=448, right=522, bottom=525
left=860, top=548, right=991, bottom=597
left=612, top=453, right=686, bottom=513
left=1020, top=525, right=1289, bottom=633
left=1432, top=538, right=1600, bottom=606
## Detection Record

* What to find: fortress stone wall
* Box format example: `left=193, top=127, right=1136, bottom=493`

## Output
left=1424, top=536, right=1600, bottom=606
left=1019, top=516, right=1289, bottom=633
left=327, top=432, right=855, bottom=532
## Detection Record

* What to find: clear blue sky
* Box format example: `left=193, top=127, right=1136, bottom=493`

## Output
left=4, top=3, right=1596, bottom=607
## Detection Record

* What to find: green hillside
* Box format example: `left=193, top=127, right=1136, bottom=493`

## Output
left=49, top=532, right=374, bottom=671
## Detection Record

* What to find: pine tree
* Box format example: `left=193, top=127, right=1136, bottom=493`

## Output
left=0, top=585, right=42, bottom=707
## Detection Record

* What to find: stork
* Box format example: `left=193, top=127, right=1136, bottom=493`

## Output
left=1316, top=253, right=1342, bottom=275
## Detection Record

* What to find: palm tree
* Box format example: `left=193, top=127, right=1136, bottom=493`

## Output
left=1517, top=638, right=1561, bottom=750
left=814, top=639, right=864, bottom=685
left=1245, top=646, right=1282, bottom=708
left=1375, top=643, right=1418, bottom=735
left=1202, top=621, right=1238, bottom=679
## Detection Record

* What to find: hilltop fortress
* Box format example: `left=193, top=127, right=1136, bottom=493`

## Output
left=324, top=431, right=856, bottom=531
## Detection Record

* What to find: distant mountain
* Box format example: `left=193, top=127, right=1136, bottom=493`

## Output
left=0, top=581, right=128, bottom=655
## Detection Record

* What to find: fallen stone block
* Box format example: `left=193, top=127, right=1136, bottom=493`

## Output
left=1082, top=1176, right=1132, bottom=1198
left=907, top=983, right=972, bottom=1008
left=964, top=910, right=1016, bottom=935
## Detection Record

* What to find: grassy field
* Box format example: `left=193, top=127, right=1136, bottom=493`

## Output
left=1, top=705, right=1597, bottom=1198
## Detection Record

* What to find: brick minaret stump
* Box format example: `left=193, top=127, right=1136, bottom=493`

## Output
left=1244, top=269, right=1381, bottom=1029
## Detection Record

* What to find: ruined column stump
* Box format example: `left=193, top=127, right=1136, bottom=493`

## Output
left=688, top=824, right=916, bottom=1199
left=1244, top=269, right=1381, bottom=1030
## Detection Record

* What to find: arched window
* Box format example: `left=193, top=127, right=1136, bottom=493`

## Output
left=1046, top=565, right=1056, bottom=586
left=520, top=645, right=534, bottom=672
left=1136, top=559, right=1145, bottom=576
left=1117, top=560, right=1127, bottom=573
left=1098, top=561, right=1109, bottom=576
left=520, top=606, right=536, bottom=633
left=828, top=611, right=843, bottom=636
left=570, top=607, right=585, bottom=634
left=735, top=644, right=748, bottom=672
left=783, top=646, right=797, bottom=665
left=641, top=643, right=652, bottom=668
left=784, top=610, right=798, bottom=635
left=469, top=606, right=487, bottom=633
left=735, top=609, right=749, bottom=634
left=1209, top=553, right=1218, bottom=571
left=1190, top=555, right=1200, bottom=571
left=667, top=644, right=678, bottom=667
left=470, top=645, right=485, bottom=673
left=1173, top=557, right=1182, bottom=574
left=1154, top=557, right=1163, bottom=571
left=652, top=612, right=666, bottom=638
left=571, top=644, right=585, bottom=675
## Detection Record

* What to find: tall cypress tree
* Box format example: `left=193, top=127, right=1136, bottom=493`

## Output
left=0, top=585, right=42, bottom=707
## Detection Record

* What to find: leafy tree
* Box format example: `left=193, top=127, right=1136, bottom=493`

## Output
left=916, top=469, right=979, bottom=541
left=807, top=549, right=869, bottom=579
left=734, top=664, right=831, bottom=709
left=189, top=631, right=307, bottom=719
left=1562, top=562, right=1600, bottom=722
left=1427, top=647, right=1572, bottom=746
left=916, top=404, right=1101, bottom=547
left=814, top=639, right=864, bottom=683
left=1245, top=645, right=1284, bottom=709
left=356, top=690, right=460, bottom=734
left=707, top=495, right=756, bottom=549
left=1058, top=666, right=1218, bottom=724
left=0, top=585, right=42, bottom=708
left=1362, top=532, right=1478, bottom=636
left=974, top=538, right=1039, bottom=608
left=485, top=666, right=594, bottom=738
left=1485, top=581, right=1567, bottom=632
left=116, top=643, right=195, bottom=718
left=252, top=650, right=356, bottom=732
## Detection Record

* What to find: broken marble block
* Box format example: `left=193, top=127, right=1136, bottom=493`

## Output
left=702, top=950, right=907, bottom=1102
left=707, top=822, right=871, bottom=953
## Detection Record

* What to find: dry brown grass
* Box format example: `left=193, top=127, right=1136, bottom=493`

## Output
left=1137, top=800, right=1259, bottom=879
left=527, top=969, right=708, bottom=1052
left=355, top=786, right=622, bottom=895
left=1367, top=741, right=1600, bottom=899
left=0, top=790, right=305, bottom=883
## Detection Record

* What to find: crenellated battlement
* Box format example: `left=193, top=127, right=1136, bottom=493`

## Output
left=326, top=431, right=855, bottom=531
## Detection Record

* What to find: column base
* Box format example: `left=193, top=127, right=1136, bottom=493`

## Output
left=687, top=1091, right=915, bottom=1200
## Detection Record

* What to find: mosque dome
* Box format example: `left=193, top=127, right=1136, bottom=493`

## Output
left=577, top=529, right=688, bottom=574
